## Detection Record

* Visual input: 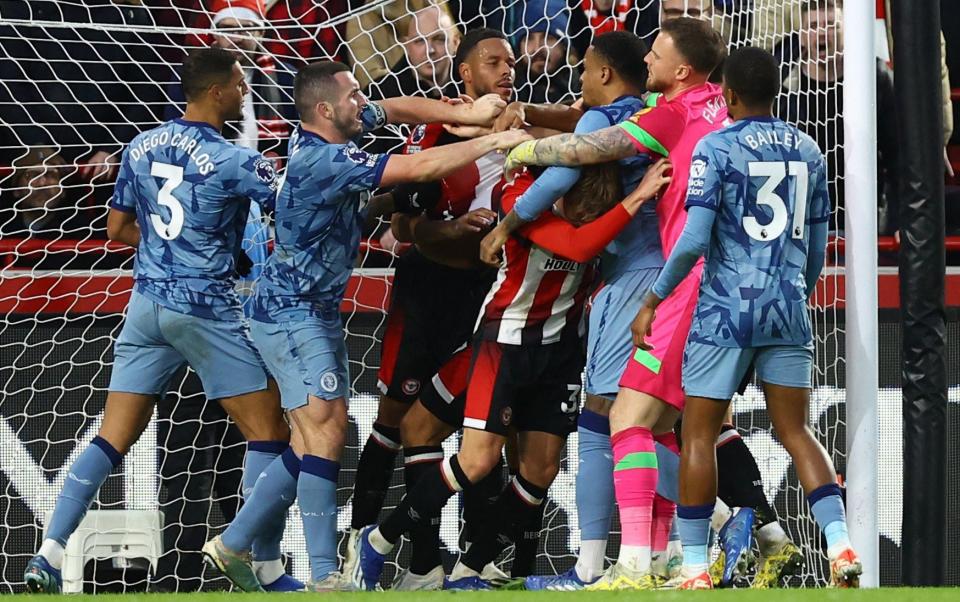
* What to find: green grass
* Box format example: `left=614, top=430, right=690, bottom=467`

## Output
left=47, top=590, right=960, bottom=602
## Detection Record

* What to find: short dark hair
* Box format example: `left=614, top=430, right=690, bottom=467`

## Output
left=660, top=17, right=726, bottom=76
left=564, top=162, right=623, bottom=224
left=590, top=31, right=650, bottom=92
left=454, top=28, right=509, bottom=77
left=294, top=60, right=351, bottom=121
left=180, top=47, right=237, bottom=101
left=723, top=47, right=780, bottom=107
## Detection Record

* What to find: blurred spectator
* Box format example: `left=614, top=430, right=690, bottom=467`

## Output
left=365, top=4, right=461, bottom=102
left=347, top=1, right=458, bottom=89
left=0, top=0, right=170, bottom=171
left=163, top=0, right=295, bottom=158
left=262, top=0, right=349, bottom=64
left=515, top=1, right=582, bottom=104
left=0, top=147, right=106, bottom=240
left=777, top=0, right=899, bottom=233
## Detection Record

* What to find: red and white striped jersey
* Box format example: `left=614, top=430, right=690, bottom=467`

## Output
left=404, top=122, right=504, bottom=218
left=475, top=173, right=601, bottom=345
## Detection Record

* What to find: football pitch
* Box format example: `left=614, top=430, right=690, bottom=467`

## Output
left=54, top=589, right=960, bottom=601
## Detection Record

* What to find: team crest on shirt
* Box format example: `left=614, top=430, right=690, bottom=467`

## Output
left=320, top=372, right=339, bottom=393
left=402, top=378, right=421, bottom=396
left=254, top=158, right=276, bottom=184
left=501, top=407, right=513, bottom=426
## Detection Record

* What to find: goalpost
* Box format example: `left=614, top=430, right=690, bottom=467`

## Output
left=0, top=0, right=883, bottom=591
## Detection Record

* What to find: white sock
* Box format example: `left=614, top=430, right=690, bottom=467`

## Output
left=369, top=527, right=394, bottom=555
left=449, top=562, right=479, bottom=580
left=39, top=539, right=64, bottom=570
left=575, top=539, right=606, bottom=581
left=711, top=499, right=732, bottom=532
left=756, top=521, right=790, bottom=555
left=254, top=559, right=285, bottom=585
left=617, top=544, right=651, bottom=574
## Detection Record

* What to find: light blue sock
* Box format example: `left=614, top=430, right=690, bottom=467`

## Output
left=808, top=483, right=850, bottom=550
left=576, top=411, right=614, bottom=541
left=669, top=515, right=680, bottom=542
left=46, top=437, right=123, bottom=546
left=299, top=455, right=339, bottom=582
left=222, top=448, right=300, bottom=553
left=654, top=441, right=680, bottom=503
left=244, top=441, right=289, bottom=562
left=677, top=503, right=714, bottom=571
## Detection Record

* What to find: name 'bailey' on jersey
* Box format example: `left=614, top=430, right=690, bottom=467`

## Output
left=110, top=118, right=279, bottom=320
left=685, top=116, right=831, bottom=348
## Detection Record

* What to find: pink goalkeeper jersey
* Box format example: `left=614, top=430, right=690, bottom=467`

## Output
left=618, top=83, right=729, bottom=257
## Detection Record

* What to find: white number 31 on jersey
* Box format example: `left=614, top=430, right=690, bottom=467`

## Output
left=745, top=161, right=808, bottom=242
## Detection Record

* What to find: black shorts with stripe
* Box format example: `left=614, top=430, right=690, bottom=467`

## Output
left=440, top=335, right=584, bottom=437
left=377, top=249, right=494, bottom=404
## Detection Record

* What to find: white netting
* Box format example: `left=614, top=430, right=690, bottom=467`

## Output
left=0, top=0, right=886, bottom=592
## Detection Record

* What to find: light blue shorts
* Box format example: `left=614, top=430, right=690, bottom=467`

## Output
left=682, top=341, right=814, bottom=400
left=250, top=316, right=350, bottom=410
left=109, top=292, right=268, bottom=400
left=585, top=268, right=660, bottom=398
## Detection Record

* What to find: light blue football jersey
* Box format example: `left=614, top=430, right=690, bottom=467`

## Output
left=685, top=116, right=830, bottom=348
left=252, top=103, right=389, bottom=323
left=110, top=118, right=279, bottom=320
left=588, top=95, right=664, bottom=279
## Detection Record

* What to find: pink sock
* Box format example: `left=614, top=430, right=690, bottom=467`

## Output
left=651, top=432, right=679, bottom=553
left=612, top=426, right=658, bottom=558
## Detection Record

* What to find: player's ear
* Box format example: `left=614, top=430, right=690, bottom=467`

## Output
left=675, top=63, right=691, bottom=82
left=600, top=65, right=611, bottom=85
left=459, top=61, right=471, bottom=86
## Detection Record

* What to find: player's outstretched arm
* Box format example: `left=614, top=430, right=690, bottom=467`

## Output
left=493, top=101, right=584, bottom=133
left=502, top=125, right=638, bottom=178
left=377, top=94, right=505, bottom=127
left=106, top=208, right=140, bottom=248
left=633, top=204, right=716, bottom=349
left=379, top=129, right=532, bottom=187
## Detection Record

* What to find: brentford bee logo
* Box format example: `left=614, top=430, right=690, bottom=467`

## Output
left=402, top=378, right=421, bottom=396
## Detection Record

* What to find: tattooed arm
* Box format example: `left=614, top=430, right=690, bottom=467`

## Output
left=503, top=125, right=639, bottom=177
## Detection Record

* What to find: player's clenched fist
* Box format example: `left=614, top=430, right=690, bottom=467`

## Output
left=631, top=303, right=657, bottom=350
left=493, top=101, right=526, bottom=132
left=460, top=93, right=507, bottom=125
left=479, top=221, right=510, bottom=266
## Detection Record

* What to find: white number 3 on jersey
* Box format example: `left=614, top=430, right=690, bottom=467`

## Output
left=150, top=161, right=185, bottom=240
left=745, top=161, right=809, bottom=242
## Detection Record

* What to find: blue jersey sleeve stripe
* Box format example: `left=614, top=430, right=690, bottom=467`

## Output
left=685, top=199, right=719, bottom=211
left=371, top=154, right=389, bottom=189
left=109, top=200, right=136, bottom=213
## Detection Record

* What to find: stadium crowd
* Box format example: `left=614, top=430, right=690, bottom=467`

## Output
left=0, top=0, right=957, bottom=595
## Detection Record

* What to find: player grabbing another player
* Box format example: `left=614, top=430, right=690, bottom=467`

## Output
left=24, top=48, right=292, bottom=594
left=201, top=60, right=529, bottom=592
left=488, top=18, right=728, bottom=589
left=632, top=47, right=860, bottom=590
left=345, top=29, right=517, bottom=590
left=351, top=157, right=671, bottom=591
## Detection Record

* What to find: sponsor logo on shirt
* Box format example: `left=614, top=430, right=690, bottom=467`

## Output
left=542, top=257, right=579, bottom=272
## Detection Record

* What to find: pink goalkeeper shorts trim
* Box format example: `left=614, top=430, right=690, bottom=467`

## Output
left=618, top=267, right=701, bottom=411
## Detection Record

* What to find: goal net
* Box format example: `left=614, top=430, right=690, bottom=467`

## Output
left=0, top=0, right=896, bottom=592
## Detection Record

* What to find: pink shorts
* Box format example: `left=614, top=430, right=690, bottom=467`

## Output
left=618, top=265, right=701, bottom=410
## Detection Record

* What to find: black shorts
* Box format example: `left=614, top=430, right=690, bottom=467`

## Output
left=453, top=336, right=584, bottom=437
left=377, top=249, right=494, bottom=403
left=419, top=342, right=472, bottom=428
